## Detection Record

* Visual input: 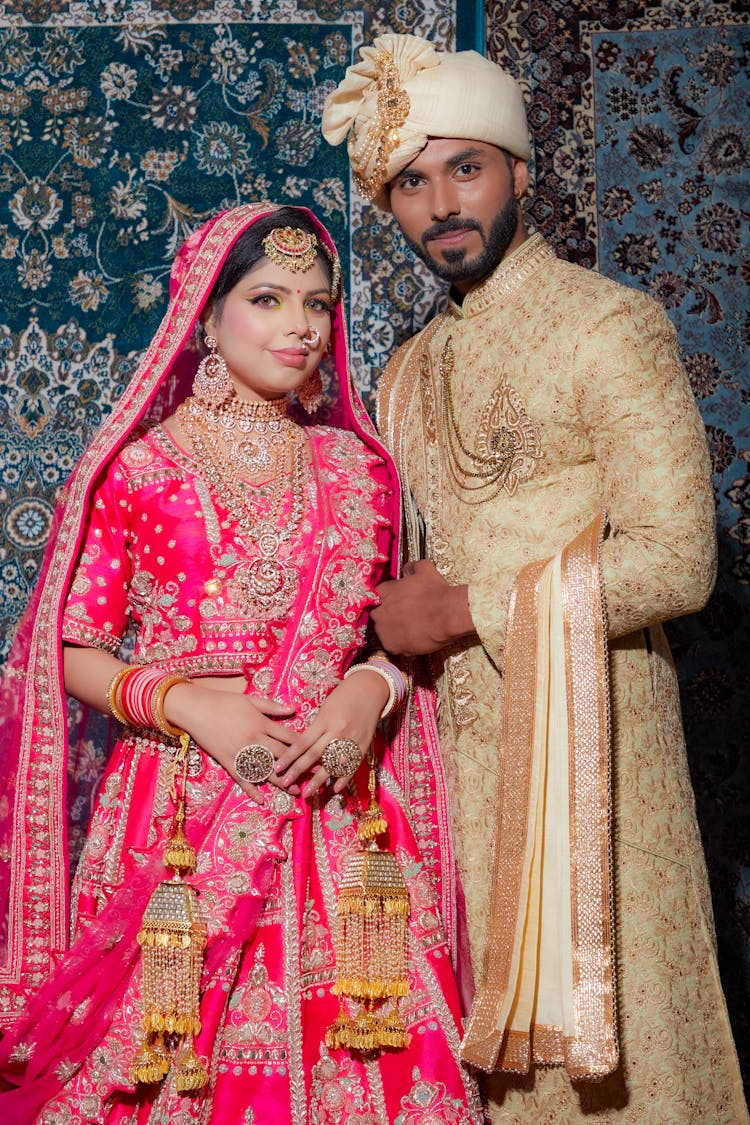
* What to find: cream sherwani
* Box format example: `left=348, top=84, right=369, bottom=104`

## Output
left=378, top=234, right=747, bottom=1122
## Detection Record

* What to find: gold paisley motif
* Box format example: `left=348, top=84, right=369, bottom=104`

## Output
left=475, top=380, right=542, bottom=497
left=429, top=335, right=542, bottom=503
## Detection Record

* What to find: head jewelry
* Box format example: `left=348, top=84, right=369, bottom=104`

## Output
left=263, top=227, right=318, bottom=273
left=262, top=226, right=342, bottom=302
left=322, top=33, right=531, bottom=210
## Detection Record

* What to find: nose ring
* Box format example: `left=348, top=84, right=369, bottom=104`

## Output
left=301, top=326, right=321, bottom=351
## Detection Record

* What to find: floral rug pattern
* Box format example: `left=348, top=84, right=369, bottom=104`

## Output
left=487, top=0, right=749, bottom=1090
left=0, top=2, right=453, bottom=654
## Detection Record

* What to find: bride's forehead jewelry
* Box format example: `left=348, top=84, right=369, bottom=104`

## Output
left=262, top=225, right=341, bottom=301
left=263, top=226, right=318, bottom=273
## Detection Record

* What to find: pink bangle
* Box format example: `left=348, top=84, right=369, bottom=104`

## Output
left=112, top=664, right=191, bottom=738
left=368, top=657, right=408, bottom=702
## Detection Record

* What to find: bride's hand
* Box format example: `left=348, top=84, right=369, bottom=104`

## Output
left=163, top=681, right=296, bottom=804
left=273, top=671, right=389, bottom=799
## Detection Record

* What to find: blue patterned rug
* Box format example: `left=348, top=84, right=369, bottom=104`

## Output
left=0, top=3, right=460, bottom=652
left=487, top=0, right=750, bottom=1090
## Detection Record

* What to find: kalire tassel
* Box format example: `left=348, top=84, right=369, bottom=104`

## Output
left=130, top=733, right=209, bottom=1091
left=326, top=751, right=411, bottom=1052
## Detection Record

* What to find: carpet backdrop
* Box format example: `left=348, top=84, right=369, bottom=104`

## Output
left=485, top=0, right=749, bottom=1093
left=0, top=0, right=747, bottom=1093
left=0, top=0, right=466, bottom=659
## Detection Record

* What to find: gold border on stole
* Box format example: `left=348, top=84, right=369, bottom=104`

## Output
left=462, top=513, right=618, bottom=1080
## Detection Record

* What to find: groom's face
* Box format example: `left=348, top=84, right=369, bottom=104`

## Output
left=388, top=138, right=529, bottom=295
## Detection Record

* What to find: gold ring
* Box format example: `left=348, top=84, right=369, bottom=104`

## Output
left=321, top=738, right=363, bottom=778
left=234, top=743, right=275, bottom=785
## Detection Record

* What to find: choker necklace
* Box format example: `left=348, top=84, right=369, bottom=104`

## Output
left=178, top=395, right=300, bottom=478
left=177, top=394, right=309, bottom=618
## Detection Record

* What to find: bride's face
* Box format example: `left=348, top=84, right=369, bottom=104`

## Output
left=203, top=256, right=333, bottom=403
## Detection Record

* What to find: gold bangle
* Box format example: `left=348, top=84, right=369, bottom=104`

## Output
left=152, top=675, right=191, bottom=737
left=106, top=666, right=135, bottom=725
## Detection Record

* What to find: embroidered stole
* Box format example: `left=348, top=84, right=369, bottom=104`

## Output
left=462, top=513, right=618, bottom=1079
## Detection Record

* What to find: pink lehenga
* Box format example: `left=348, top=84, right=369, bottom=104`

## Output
left=0, top=205, right=482, bottom=1124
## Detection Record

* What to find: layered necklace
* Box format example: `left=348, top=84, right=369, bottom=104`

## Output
left=428, top=336, right=518, bottom=503
left=177, top=394, right=309, bottom=618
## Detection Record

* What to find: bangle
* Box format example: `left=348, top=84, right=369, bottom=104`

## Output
left=106, top=666, right=136, bottom=724
left=344, top=663, right=396, bottom=717
left=119, top=664, right=167, bottom=728
left=368, top=656, right=408, bottom=699
left=108, top=665, right=191, bottom=738
left=367, top=657, right=409, bottom=717
left=344, top=658, right=408, bottom=719
left=151, top=675, right=191, bottom=737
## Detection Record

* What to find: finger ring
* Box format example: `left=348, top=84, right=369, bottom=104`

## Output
left=321, top=738, right=363, bottom=778
left=234, top=743, right=275, bottom=785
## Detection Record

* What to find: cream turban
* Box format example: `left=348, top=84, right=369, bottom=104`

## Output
left=322, top=33, right=530, bottom=209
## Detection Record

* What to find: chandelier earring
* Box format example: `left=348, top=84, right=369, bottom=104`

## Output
left=298, top=368, right=323, bottom=414
left=193, top=334, right=233, bottom=406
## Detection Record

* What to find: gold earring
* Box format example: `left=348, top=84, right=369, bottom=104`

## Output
left=298, top=369, right=323, bottom=414
left=193, top=334, right=232, bottom=406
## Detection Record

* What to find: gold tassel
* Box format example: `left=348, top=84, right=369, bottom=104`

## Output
left=174, top=1040, right=210, bottom=1092
left=327, top=1003, right=409, bottom=1052
left=326, top=750, right=411, bottom=1053
left=130, top=733, right=209, bottom=1091
left=129, top=1034, right=170, bottom=1085
left=356, top=761, right=388, bottom=842
left=162, top=792, right=198, bottom=874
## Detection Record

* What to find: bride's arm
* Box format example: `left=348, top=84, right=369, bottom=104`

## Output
left=63, top=643, right=125, bottom=710
left=63, top=644, right=296, bottom=803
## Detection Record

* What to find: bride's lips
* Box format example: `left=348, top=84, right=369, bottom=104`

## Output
left=269, top=349, right=308, bottom=369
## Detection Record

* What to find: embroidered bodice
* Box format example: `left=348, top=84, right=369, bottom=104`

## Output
left=62, top=423, right=393, bottom=715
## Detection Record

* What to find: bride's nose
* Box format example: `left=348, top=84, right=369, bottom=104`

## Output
left=288, top=310, right=309, bottom=339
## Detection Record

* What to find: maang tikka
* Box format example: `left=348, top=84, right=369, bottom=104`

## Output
left=193, top=334, right=232, bottom=406
left=263, top=227, right=318, bottom=274
left=262, top=225, right=342, bottom=302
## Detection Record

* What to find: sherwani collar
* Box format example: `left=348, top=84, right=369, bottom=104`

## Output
left=447, top=232, right=555, bottom=319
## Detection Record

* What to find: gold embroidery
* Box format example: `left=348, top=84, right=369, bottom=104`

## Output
left=377, top=319, right=480, bottom=733
left=418, top=353, right=437, bottom=444
left=476, top=379, right=543, bottom=498
left=442, top=647, right=479, bottom=732
left=419, top=347, right=479, bottom=733
left=462, top=517, right=617, bottom=1079
left=461, top=233, right=554, bottom=318
left=350, top=49, right=410, bottom=201
left=560, top=516, right=617, bottom=1079
left=431, top=337, right=541, bottom=503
